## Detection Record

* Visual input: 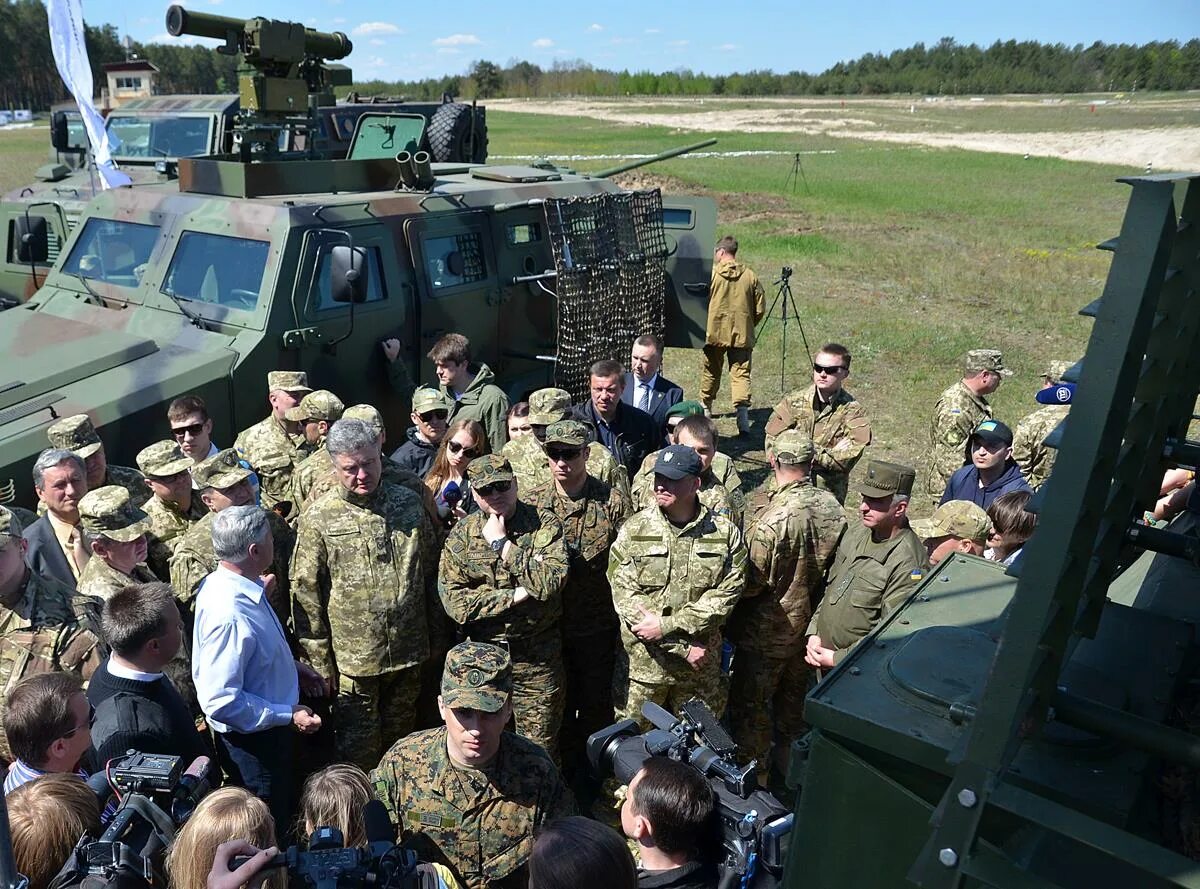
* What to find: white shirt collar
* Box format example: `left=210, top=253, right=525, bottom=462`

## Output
left=633, top=372, right=658, bottom=389
left=107, top=657, right=164, bottom=682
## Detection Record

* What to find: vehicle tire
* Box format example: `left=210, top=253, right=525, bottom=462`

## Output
left=427, top=103, right=488, bottom=164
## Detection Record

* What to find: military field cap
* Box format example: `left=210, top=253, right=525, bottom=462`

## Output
left=0, top=505, right=22, bottom=539
left=666, top=400, right=706, bottom=422
left=911, top=500, right=991, bottom=544
left=47, top=414, right=103, bottom=459
left=79, top=485, right=152, bottom=543
left=285, top=390, right=345, bottom=423
left=859, top=460, right=916, bottom=498
left=970, top=419, right=1014, bottom=447
left=543, top=420, right=589, bottom=448
left=468, top=454, right=514, bottom=487
left=654, top=444, right=702, bottom=480
left=964, top=349, right=1013, bottom=377
left=136, top=440, right=194, bottom=478
left=1042, top=359, right=1074, bottom=382
left=441, top=641, right=513, bottom=712
left=193, top=448, right=252, bottom=490
left=773, top=429, right=816, bottom=465
left=344, top=404, right=385, bottom=435
left=1036, top=382, right=1075, bottom=406
left=267, top=370, right=312, bottom=394
left=411, top=386, right=452, bottom=415
left=527, top=388, right=572, bottom=425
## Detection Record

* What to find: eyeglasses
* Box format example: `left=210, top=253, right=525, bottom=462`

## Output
left=476, top=480, right=513, bottom=497
left=447, top=441, right=480, bottom=458
left=419, top=410, right=449, bottom=423
left=61, top=703, right=96, bottom=739
left=546, top=448, right=583, bottom=462
left=171, top=422, right=206, bottom=439
left=813, top=363, right=846, bottom=375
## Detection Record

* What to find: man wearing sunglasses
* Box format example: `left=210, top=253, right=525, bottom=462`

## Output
left=392, top=386, right=453, bottom=479
left=167, top=394, right=218, bottom=466
left=136, top=441, right=209, bottom=582
left=440, top=455, right=569, bottom=757
left=764, top=343, right=871, bottom=505
left=2, top=672, right=95, bottom=793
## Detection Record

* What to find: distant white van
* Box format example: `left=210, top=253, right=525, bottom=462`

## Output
left=12, top=110, right=31, bottom=122
left=0, top=111, right=12, bottom=126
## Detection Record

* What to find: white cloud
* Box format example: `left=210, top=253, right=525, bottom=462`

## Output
left=370, top=39, right=386, bottom=46
left=669, top=39, right=689, bottom=47
left=436, top=47, right=462, bottom=55
left=363, top=56, right=390, bottom=69
left=532, top=37, right=554, bottom=48
left=432, top=33, right=482, bottom=46
left=332, top=17, right=346, bottom=24
left=352, top=22, right=402, bottom=36
left=716, top=43, right=738, bottom=51
left=644, top=28, right=660, bottom=34
left=588, top=23, right=603, bottom=31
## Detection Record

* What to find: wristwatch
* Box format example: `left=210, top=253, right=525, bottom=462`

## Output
left=490, top=536, right=508, bottom=554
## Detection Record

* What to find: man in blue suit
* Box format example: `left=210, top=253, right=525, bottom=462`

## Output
left=621, top=335, right=684, bottom=443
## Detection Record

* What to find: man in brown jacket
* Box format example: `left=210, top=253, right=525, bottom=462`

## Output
left=699, top=235, right=765, bottom=436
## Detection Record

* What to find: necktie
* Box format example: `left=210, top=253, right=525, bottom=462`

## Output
left=69, top=527, right=90, bottom=576
left=638, top=384, right=651, bottom=413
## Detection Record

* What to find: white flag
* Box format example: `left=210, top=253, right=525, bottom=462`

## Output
left=45, top=0, right=131, bottom=189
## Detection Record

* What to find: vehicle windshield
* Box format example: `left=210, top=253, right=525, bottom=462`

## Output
left=161, top=231, right=271, bottom=313
left=107, top=114, right=213, bottom=160
left=61, top=218, right=160, bottom=289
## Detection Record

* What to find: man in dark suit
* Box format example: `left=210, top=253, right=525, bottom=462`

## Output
left=621, top=335, right=684, bottom=442
left=23, top=449, right=90, bottom=590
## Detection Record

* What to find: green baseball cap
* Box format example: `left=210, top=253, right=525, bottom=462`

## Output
left=285, top=390, right=345, bottom=423
left=193, top=448, right=253, bottom=490
left=78, top=486, right=152, bottom=543
left=441, top=641, right=513, bottom=712
left=772, top=429, right=815, bottom=464
left=527, top=388, right=572, bottom=426
left=543, top=420, right=589, bottom=448
left=136, top=440, right=194, bottom=478
left=412, top=387, right=452, bottom=415
left=47, top=414, right=103, bottom=459
left=467, top=454, right=514, bottom=487
left=859, top=460, right=916, bottom=498
left=911, top=500, right=991, bottom=544
left=344, top=404, right=384, bottom=436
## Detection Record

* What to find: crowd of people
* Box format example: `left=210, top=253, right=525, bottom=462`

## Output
left=0, top=233, right=1121, bottom=889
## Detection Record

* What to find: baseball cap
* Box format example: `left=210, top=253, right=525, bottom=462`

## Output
left=970, top=419, right=1014, bottom=447
left=411, top=387, right=452, bottom=415
left=527, top=388, right=572, bottom=426
left=344, top=404, right=385, bottom=436
left=193, top=448, right=253, bottom=490
left=285, top=390, right=345, bottom=423
left=441, top=641, right=513, bottom=712
left=911, top=500, right=991, bottom=544
left=0, top=505, right=22, bottom=540
left=467, top=454, right=515, bottom=487
left=267, top=371, right=312, bottom=394
left=47, top=414, right=103, bottom=459
left=859, top=460, right=916, bottom=498
left=654, top=444, right=702, bottom=480
left=543, top=420, right=589, bottom=448
left=666, top=400, right=706, bottom=422
left=78, top=486, right=152, bottom=543
left=136, top=440, right=194, bottom=479
left=772, top=429, right=815, bottom=464
left=964, top=349, right=1013, bottom=378
left=1036, top=382, right=1075, bottom=406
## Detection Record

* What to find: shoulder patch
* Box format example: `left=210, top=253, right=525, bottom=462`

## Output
left=532, top=527, right=555, bottom=548
left=910, top=569, right=924, bottom=581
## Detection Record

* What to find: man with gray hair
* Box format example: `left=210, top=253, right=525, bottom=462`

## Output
left=192, top=505, right=325, bottom=829
left=292, top=418, right=438, bottom=770
left=23, top=449, right=90, bottom=588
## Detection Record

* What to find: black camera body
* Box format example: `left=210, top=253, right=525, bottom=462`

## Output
left=588, top=700, right=793, bottom=889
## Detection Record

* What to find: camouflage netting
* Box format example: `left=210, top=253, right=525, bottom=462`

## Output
left=545, top=189, right=668, bottom=401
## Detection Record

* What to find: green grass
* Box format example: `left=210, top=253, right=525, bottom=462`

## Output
left=0, top=127, right=50, bottom=193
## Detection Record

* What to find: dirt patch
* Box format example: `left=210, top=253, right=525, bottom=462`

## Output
left=613, top=170, right=808, bottom=228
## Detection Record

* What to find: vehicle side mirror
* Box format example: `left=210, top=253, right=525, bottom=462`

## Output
left=50, top=112, right=69, bottom=152
left=329, top=244, right=367, bottom=304
left=15, top=216, right=49, bottom=264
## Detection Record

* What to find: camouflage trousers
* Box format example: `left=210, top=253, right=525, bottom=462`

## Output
left=613, top=648, right=727, bottom=728
left=334, top=667, right=421, bottom=772
left=509, top=651, right=565, bottom=761
left=560, top=628, right=618, bottom=781
left=700, top=345, right=752, bottom=408
left=727, top=644, right=814, bottom=778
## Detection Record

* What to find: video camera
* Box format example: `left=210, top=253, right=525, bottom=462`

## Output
left=588, top=699, right=792, bottom=889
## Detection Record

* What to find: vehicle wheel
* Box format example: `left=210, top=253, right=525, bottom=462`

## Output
left=427, top=103, right=488, bottom=164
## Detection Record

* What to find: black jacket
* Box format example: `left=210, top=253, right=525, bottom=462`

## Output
left=572, top=400, right=658, bottom=480
left=621, top=371, right=684, bottom=437
left=638, top=862, right=720, bottom=889
left=87, top=659, right=210, bottom=766
left=390, top=427, right=438, bottom=479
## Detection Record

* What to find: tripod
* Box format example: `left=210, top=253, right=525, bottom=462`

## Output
left=759, top=268, right=812, bottom=394
left=784, top=152, right=810, bottom=194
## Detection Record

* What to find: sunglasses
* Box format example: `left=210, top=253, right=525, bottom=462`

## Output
left=61, top=703, right=96, bottom=739
left=419, top=409, right=449, bottom=423
left=447, top=441, right=480, bottom=458
left=546, top=447, right=583, bottom=462
left=476, top=480, right=513, bottom=497
left=171, top=422, right=206, bottom=439
left=813, top=363, right=846, bottom=375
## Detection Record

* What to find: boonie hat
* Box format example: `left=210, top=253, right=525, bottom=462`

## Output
left=654, top=444, right=702, bottom=480
left=543, top=420, right=589, bottom=448
left=343, top=404, right=384, bottom=436
left=468, top=454, right=514, bottom=487
left=970, top=419, right=1014, bottom=447
left=136, top=441, right=194, bottom=478
left=285, top=390, right=345, bottom=424
left=964, top=349, right=1013, bottom=378
left=859, top=460, right=916, bottom=498
left=911, top=500, right=991, bottom=544
left=772, top=429, right=816, bottom=465
left=267, top=371, right=311, bottom=394
left=527, top=388, right=572, bottom=426
left=47, top=414, right=103, bottom=459
left=0, top=505, right=22, bottom=539
left=78, top=486, right=152, bottom=543
left=411, top=387, right=452, bottom=415
left=441, top=641, right=513, bottom=712
left=1036, top=382, right=1075, bottom=406
left=193, top=448, right=253, bottom=490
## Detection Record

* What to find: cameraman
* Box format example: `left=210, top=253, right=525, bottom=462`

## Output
left=620, top=757, right=719, bottom=889
left=7, top=773, right=101, bottom=889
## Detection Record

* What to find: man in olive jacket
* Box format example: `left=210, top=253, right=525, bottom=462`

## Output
left=699, top=235, right=765, bottom=436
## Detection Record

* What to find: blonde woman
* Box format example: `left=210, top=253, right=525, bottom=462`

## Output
left=169, top=787, right=281, bottom=889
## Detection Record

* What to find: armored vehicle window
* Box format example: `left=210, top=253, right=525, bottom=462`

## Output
left=61, top=218, right=160, bottom=288
left=313, top=244, right=386, bottom=310
left=506, top=222, right=543, bottom=246
left=108, top=114, right=213, bottom=159
left=424, top=232, right=486, bottom=291
left=161, top=232, right=270, bottom=311
left=661, top=207, right=694, bottom=227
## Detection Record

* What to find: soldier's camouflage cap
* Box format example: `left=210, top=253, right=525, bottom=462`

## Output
left=441, top=641, right=512, bottom=712
left=772, top=429, right=816, bottom=464
left=666, top=400, right=706, bottom=423
left=411, top=387, right=452, bottom=415
left=267, top=371, right=312, bottom=394
left=970, top=419, right=1014, bottom=447
left=528, top=388, right=572, bottom=425
left=285, top=390, right=345, bottom=423
left=859, top=460, right=916, bottom=498
left=193, top=448, right=252, bottom=490
left=655, top=444, right=702, bottom=479
left=0, top=505, right=22, bottom=540
left=543, top=420, right=589, bottom=448
left=964, top=349, right=1013, bottom=377
left=1042, top=359, right=1074, bottom=382
left=47, top=414, right=103, bottom=459
left=911, top=500, right=991, bottom=544
left=344, top=404, right=384, bottom=436
left=136, top=440, right=194, bottom=479
left=468, top=454, right=514, bottom=487
left=79, top=485, right=152, bottom=543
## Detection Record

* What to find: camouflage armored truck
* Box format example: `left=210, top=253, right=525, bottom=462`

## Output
left=0, top=7, right=715, bottom=505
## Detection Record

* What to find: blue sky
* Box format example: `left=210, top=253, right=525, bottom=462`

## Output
left=92, top=0, right=1200, bottom=82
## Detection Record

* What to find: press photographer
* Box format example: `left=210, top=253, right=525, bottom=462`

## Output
left=8, top=774, right=101, bottom=889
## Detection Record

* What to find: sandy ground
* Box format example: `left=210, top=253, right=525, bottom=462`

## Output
left=489, top=97, right=1200, bottom=170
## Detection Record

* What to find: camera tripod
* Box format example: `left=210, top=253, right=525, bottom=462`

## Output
left=784, top=152, right=810, bottom=194
left=759, top=267, right=812, bottom=393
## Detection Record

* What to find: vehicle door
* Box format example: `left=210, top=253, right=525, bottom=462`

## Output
left=661, top=196, right=716, bottom=349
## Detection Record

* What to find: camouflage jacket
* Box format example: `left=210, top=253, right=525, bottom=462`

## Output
left=297, top=450, right=440, bottom=528
left=727, top=479, right=846, bottom=656
left=764, top=386, right=871, bottom=503
left=503, top=435, right=631, bottom=500
left=525, top=477, right=631, bottom=638
left=608, top=504, right=747, bottom=682
left=291, top=482, right=435, bottom=679
left=234, top=415, right=312, bottom=511
left=925, top=381, right=992, bottom=499
left=439, top=503, right=569, bottom=651
left=76, top=557, right=158, bottom=602
left=370, top=727, right=573, bottom=889
left=1013, top=404, right=1069, bottom=491
left=142, top=495, right=207, bottom=582
left=631, top=449, right=744, bottom=524
left=806, top=523, right=928, bottom=665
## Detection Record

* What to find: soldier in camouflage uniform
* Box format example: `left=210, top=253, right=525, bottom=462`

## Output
left=631, top=413, right=745, bottom=523
left=1013, top=359, right=1074, bottom=491
left=911, top=500, right=990, bottom=566
left=763, top=344, right=871, bottom=504
left=234, top=371, right=314, bottom=514
left=0, top=506, right=107, bottom=761
left=369, top=642, right=573, bottom=889
left=806, top=461, right=929, bottom=669
left=608, top=444, right=747, bottom=724
left=524, top=420, right=631, bottom=785
left=291, top=419, right=437, bottom=771
left=727, top=431, right=846, bottom=780
left=924, top=349, right=1012, bottom=503
left=171, top=449, right=295, bottom=624
left=136, top=441, right=208, bottom=582
left=46, top=415, right=148, bottom=509
left=503, top=388, right=631, bottom=499
left=286, top=390, right=346, bottom=511
left=75, top=487, right=157, bottom=601
left=439, top=455, right=569, bottom=755
left=0, top=481, right=36, bottom=537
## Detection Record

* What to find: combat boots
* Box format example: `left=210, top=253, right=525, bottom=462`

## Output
left=736, top=404, right=752, bottom=436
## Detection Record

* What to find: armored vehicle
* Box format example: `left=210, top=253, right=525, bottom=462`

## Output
left=787, top=173, right=1200, bottom=887
left=0, top=8, right=715, bottom=505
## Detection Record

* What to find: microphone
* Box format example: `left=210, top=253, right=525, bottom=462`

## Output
left=442, top=480, right=462, bottom=506
left=172, top=755, right=213, bottom=822
left=363, top=799, right=394, bottom=845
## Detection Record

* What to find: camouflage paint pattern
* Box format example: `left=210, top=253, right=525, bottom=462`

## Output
left=763, top=386, right=871, bottom=504
left=924, top=380, right=993, bottom=502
